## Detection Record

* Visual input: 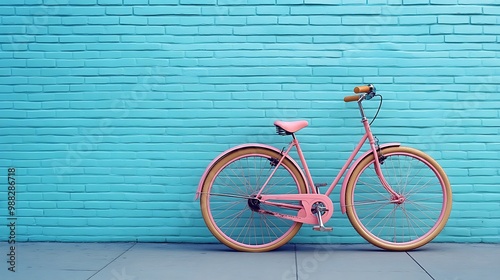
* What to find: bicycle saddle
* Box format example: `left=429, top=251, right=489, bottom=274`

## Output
left=274, top=120, right=309, bottom=135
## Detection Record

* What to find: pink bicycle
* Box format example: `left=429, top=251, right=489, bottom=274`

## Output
left=196, top=85, right=452, bottom=252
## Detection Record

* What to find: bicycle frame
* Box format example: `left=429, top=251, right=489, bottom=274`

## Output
left=195, top=94, right=402, bottom=220
left=255, top=101, right=402, bottom=215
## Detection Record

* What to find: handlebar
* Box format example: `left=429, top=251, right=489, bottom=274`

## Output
left=354, top=85, right=373, bottom=93
left=344, top=84, right=376, bottom=103
left=343, top=95, right=360, bottom=102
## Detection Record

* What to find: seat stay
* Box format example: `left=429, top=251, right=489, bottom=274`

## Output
left=255, top=141, right=298, bottom=197
left=254, top=136, right=317, bottom=198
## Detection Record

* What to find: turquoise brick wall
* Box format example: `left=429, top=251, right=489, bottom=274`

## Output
left=1, top=0, right=499, bottom=243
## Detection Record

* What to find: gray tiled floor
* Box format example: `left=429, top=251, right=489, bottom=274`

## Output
left=1, top=242, right=499, bottom=280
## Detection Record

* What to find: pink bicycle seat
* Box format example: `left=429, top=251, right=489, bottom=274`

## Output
left=274, top=120, right=309, bottom=135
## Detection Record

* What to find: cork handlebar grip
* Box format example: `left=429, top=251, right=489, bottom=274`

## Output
left=344, top=95, right=360, bottom=102
left=354, top=85, right=372, bottom=94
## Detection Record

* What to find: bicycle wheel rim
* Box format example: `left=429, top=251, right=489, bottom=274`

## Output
left=202, top=150, right=306, bottom=251
left=348, top=150, right=450, bottom=248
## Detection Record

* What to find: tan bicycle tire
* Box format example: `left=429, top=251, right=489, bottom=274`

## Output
left=345, top=146, right=453, bottom=251
left=200, top=147, right=308, bottom=252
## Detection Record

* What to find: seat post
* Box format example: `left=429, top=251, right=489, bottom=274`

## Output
left=292, top=137, right=317, bottom=194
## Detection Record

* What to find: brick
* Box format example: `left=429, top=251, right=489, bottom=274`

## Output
left=471, top=15, right=496, bottom=25
left=438, top=15, right=470, bottom=24
left=453, top=25, right=482, bottom=34
left=291, top=6, right=382, bottom=15
left=483, top=25, right=500, bottom=35
left=134, top=6, right=201, bottom=15
left=277, top=0, right=302, bottom=3
left=403, top=0, right=428, bottom=4
left=119, top=16, right=148, bottom=25
left=0, top=26, right=26, bottom=34
left=180, top=0, right=216, bottom=4
left=483, top=6, right=500, bottom=15
left=2, top=16, right=33, bottom=24
left=68, top=0, right=97, bottom=4
left=247, top=16, right=277, bottom=25
left=105, top=7, right=133, bottom=15
left=278, top=16, right=308, bottom=25
left=342, top=16, right=398, bottom=25
left=0, top=7, right=14, bottom=15
left=52, top=7, right=106, bottom=16
left=98, top=0, right=122, bottom=4
left=256, top=6, right=289, bottom=15
left=399, top=15, right=437, bottom=24
left=149, top=0, right=178, bottom=4
left=445, top=35, right=497, bottom=43
left=430, top=0, right=456, bottom=3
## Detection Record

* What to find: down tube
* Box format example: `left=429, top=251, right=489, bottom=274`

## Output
left=324, top=134, right=368, bottom=197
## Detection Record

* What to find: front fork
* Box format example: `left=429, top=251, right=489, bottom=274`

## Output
left=359, top=98, right=403, bottom=203
left=370, top=134, right=404, bottom=203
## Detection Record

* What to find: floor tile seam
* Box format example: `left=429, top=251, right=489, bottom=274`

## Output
left=86, top=242, right=138, bottom=280
left=294, top=244, right=299, bottom=280
left=406, top=251, right=435, bottom=280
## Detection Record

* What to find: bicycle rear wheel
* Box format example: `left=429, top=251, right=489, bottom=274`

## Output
left=345, top=146, right=452, bottom=251
left=200, top=147, right=307, bottom=252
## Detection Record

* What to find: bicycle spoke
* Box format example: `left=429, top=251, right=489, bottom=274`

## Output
left=401, top=206, right=420, bottom=241
left=262, top=214, right=285, bottom=238
left=351, top=199, right=392, bottom=207
left=236, top=210, right=253, bottom=243
left=218, top=207, right=248, bottom=228
left=407, top=199, right=442, bottom=211
left=402, top=157, right=414, bottom=194
left=356, top=177, right=391, bottom=199
left=404, top=177, right=436, bottom=199
left=405, top=202, right=440, bottom=225
left=359, top=201, right=393, bottom=226
left=404, top=206, right=432, bottom=234
left=230, top=162, right=253, bottom=194
left=374, top=206, right=398, bottom=238
left=263, top=174, right=291, bottom=194
left=210, top=200, right=245, bottom=213
left=218, top=169, right=249, bottom=197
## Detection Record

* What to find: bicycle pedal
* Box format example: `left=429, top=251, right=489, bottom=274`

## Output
left=314, top=183, right=328, bottom=188
left=313, top=226, right=333, bottom=232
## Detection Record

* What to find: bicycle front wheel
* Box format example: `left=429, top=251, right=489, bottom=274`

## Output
left=345, top=146, right=452, bottom=251
left=200, top=147, right=307, bottom=252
